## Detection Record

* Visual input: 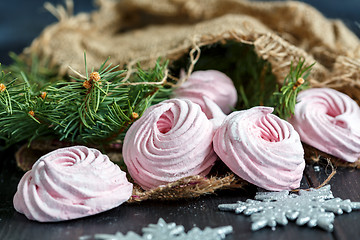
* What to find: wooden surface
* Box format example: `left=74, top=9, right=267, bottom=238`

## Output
left=1, top=146, right=360, bottom=240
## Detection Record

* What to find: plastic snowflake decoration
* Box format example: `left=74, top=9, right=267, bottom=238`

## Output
left=80, top=218, right=233, bottom=240
left=218, top=185, right=360, bottom=232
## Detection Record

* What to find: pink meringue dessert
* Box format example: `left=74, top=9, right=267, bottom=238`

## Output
left=213, top=106, right=305, bottom=191
left=13, top=146, right=133, bottom=222
left=173, top=70, right=237, bottom=118
left=122, top=98, right=217, bottom=190
left=289, top=88, right=360, bottom=162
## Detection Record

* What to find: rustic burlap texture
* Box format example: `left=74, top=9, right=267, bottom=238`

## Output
left=25, top=0, right=360, bottom=100
left=20, top=0, right=360, bottom=199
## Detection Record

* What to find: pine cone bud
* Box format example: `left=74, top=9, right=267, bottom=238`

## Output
left=0, top=83, right=6, bottom=92
left=90, top=72, right=101, bottom=82
left=83, top=80, right=92, bottom=89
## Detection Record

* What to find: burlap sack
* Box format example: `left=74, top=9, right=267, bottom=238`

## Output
left=25, top=0, right=360, bottom=100
left=20, top=0, right=360, bottom=199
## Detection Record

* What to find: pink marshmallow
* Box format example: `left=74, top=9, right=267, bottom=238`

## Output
left=289, top=88, right=360, bottom=162
left=173, top=70, right=237, bottom=118
left=213, top=106, right=305, bottom=191
left=122, top=98, right=217, bottom=190
left=13, top=146, right=133, bottom=222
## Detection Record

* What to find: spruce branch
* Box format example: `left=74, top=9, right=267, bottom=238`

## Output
left=0, top=64, right=50, bottom=147
left=6, top=52, right=60, bottom=88
left=0, top=55, right=172, bottom=148
left=273, top=58, right=315, bottom=119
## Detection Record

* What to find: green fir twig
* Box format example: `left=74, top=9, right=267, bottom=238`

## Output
left=273, top=58, right=315, bottom=119
left=6, top=52, right=60, bottom=88
left=0, top=64, right=50, bottom=146
left=0, top=55, right=172, bottom=148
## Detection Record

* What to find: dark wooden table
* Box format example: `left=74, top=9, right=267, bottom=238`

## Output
left=1, top=146, right=360, bottom=240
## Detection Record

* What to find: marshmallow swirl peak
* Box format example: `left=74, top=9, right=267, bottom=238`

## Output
left=173, top=70, right=237, bottom=118
left=289, top=88, right=360, bottom=162
left=13, top=146, right=133, bottom=222
left=213, top=107, right=305, bottom=191
left=123, top=98, right=217, bottom=190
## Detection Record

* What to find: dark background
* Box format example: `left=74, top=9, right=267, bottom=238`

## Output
left=0, top=0, right=96, bottom=65
left=0, top=0, right=360, bottom=65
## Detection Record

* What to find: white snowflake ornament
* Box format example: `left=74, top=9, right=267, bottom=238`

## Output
left=82, top=218, right=233, bottom=240
left=218, top=185, right=360, bottom=232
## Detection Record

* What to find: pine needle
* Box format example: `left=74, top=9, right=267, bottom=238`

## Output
left=0, top=55, right=172, bottom=148
left=273, top=58, right=315, bottom=119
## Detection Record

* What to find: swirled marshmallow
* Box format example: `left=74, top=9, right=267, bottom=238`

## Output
left=13, top=146, right=133, bottom=222
left=123, top=98, right=217, bottom=190
left=173, top=70, right=237, bottom=118
left=289, top=88, right=360, bottom=162
left=213, top=107, right=305, bottom=191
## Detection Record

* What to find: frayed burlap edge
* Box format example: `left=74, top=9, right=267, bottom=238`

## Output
left=128, top=174, right=246, bottom=203
left=321, top=56, right=360, bottom=104
left=119, top=30, right=329, bottom=90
